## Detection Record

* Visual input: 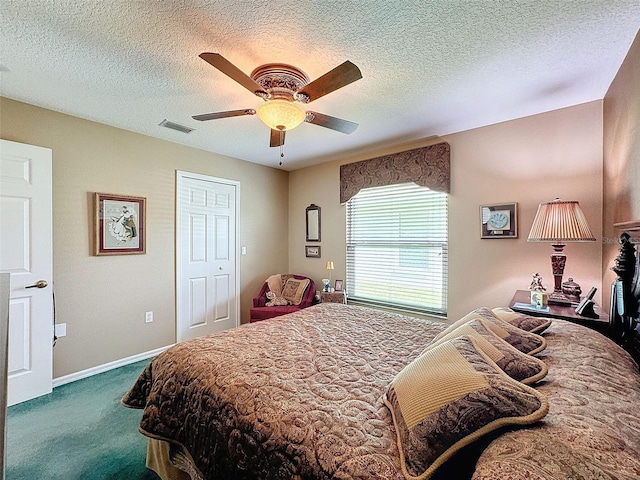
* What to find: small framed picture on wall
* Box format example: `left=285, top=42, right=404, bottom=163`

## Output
left=94, top=192, right=146, bottom=255
left=305, top=245, right=321, bottom=258
left=480, top=202, right=518, bottom=239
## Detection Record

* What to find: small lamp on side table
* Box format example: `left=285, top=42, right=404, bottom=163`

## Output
left=326, top=261, right=334, bottom=291
left=527, top=198, right=595, bottom=305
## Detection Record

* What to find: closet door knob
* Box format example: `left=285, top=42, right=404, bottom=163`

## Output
left=26, top=280, right=48, bottom=289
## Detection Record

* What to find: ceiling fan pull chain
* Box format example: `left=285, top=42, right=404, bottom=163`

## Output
left=279, top=130, right=285, bottom=165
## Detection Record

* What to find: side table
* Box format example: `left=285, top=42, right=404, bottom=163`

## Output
left=321, top=291, right=347, bottom=304
left=509, top=290, right=610, bottom=335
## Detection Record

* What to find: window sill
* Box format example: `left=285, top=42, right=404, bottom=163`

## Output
left=347, top=298, right=447, bottom=323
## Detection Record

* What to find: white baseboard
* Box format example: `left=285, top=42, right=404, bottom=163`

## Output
left=52, top=344, right=173, bottom=388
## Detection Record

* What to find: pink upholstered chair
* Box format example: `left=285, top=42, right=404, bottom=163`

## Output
left=250, top=274, right=317, bottom=323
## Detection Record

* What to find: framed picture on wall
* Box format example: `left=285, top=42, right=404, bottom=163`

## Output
left=305, top=245, right=321, bottom=258
left=94, top=193, right=146, bottom=255
left=480, top=202, right=518, bottom=239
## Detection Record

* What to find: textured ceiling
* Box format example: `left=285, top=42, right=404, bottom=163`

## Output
left=1, top=1, right=639, bottom=171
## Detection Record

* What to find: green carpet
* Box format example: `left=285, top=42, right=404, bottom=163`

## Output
left=6, top=359, right=159, bottom=480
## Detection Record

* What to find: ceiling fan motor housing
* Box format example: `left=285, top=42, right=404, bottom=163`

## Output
left=250, top=64, right=310, bottom=102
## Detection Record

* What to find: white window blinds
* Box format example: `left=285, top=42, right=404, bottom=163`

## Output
left=346, top=183, right=448, bottom=315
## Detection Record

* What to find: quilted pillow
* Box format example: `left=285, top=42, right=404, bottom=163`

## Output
left=265, top=291, right=288, bottom=307
left=385, top=336, right=549, bottom=480
left=433, top=307, right=546, bottom=355
left=424, top=318, right=548, bottom=384
left=281, top=277, right=310, bottom=305
left=491, top=307, right=552, bottom=334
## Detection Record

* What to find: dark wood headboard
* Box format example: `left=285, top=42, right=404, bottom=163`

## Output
left=610, top=229, right=640, bottom=365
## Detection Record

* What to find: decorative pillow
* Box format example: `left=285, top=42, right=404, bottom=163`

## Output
left=384, top=336, right=549, bottom=480
left=491, top=307, right=552, bottom=334
left=424, top=318, right=548, bottom=384
left=433, top=307, right=546, bottom=355
left=265, top=290, right=288, bottom=307
left=281, top=277, right=310, bottom=305
left=266, top=274, right=283, bottom=296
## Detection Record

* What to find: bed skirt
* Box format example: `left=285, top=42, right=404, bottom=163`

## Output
left=146, top=439, right=192, bottom=480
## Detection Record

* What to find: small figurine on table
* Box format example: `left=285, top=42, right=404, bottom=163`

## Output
left=529, top=273, right=548, bottom=308
left=529, top=273, right=546, bottom=292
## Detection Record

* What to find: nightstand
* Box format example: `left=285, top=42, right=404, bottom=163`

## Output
left=509, top=290, right=610, bottom=335
left=321, top=291, right=347, bottom=304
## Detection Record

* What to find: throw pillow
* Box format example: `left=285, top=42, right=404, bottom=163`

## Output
left=433, top=307, right=546, bottom=355
left=424, top=318, right=548, bottom=384
left=266, top=274, right=283, bottom=297
left=491, top=307, right=552, bottom=334
left=385, top=336, right=549, bottom=480
left=281, top=277, right=311, bottom=305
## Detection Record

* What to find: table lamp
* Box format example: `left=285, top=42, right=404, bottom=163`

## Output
left=326, top=261, right=334, bottom=287
left=527, top=198, right=595, bottom=305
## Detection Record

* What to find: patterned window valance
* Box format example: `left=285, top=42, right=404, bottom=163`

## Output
left=339, top=142, right=450, bottom=204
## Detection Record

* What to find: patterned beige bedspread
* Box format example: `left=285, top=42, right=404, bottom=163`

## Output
left=473, top=318, right=640, bottom=480
left=122, top=303, right=640, bottom=480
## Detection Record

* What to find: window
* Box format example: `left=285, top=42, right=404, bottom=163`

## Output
left=346, top=183, right=448, bottom=315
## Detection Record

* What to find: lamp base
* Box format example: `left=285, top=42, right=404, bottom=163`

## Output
left=547, top=246, right=573, bottom=305
left=547, top=291, right=573, bottom=306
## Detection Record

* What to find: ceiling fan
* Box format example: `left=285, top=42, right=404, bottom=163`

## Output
left=192, top=53, right=362, bottom=149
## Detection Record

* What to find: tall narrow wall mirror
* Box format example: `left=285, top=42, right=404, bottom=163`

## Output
left=306, top=204, right=321, bottom=242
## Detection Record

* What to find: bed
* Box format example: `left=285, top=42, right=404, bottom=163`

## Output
left=123, top=235, right=640, bottom=480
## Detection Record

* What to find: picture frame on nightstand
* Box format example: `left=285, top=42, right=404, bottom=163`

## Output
left=334, top=280, right=343, bottom=292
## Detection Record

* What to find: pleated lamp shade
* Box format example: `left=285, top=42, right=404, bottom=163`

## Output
left=528, top=199, right=595, bottom=243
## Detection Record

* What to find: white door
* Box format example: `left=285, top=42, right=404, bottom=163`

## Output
left=0, top=139, right=53, bottom=406
left=176, top=171, right=239, bottom=342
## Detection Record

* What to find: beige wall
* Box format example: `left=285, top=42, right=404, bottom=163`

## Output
left=1, top=80, right=617, bottom=377
left=1, top=97, right=289, bottom=378
left=603, top=31, right=640, bottom=310
left=290, top=101, right=604, bottom=322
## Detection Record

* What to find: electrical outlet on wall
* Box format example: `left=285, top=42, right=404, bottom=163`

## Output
left=145, top=311, right=153, bottom=323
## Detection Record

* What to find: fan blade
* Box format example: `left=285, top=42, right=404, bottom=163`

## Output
left=297, top=61, right=362, bottom=102
left=199, top=53, right=266, bottom=96
left=270, top=129, right=286, bottom=147
left=192, top=109, right=256, bottom=121
left=305, top=111, right=358, bottom=134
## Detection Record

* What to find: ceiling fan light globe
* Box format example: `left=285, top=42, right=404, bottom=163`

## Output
left=256, top=100, right=306, bottom=131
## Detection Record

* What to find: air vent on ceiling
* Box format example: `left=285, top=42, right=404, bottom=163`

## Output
left=159, top=119, right=194, bottom=134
